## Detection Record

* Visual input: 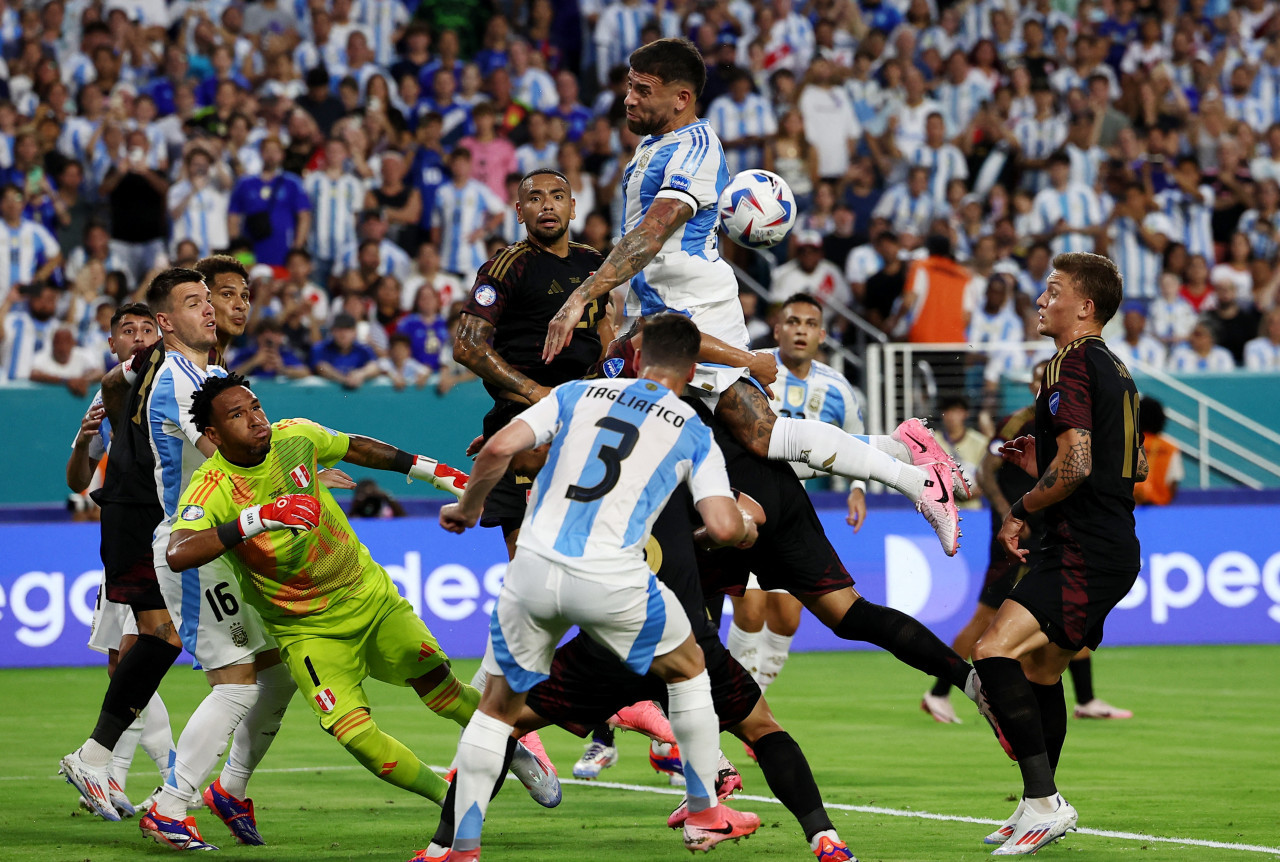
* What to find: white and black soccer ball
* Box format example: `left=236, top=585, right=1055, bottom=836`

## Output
left=717, top=170, right=797, bottom=250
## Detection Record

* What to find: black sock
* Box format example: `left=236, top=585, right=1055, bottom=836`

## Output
left=90, top=634, right=180, bottom=749
left=1031, top=680, right=1067, bottom=773
left=1068, top=656, right=1094, bottom=705
left=751, top=731, right=832, bottom=841
left=431, top=738, right=518, bottom=848
left=833, top=598, right=973, bottom=690
left=973, top=657, right=1056, bottom=799
left=930, top=677, right=952, bottom=698
left=591, top=724, right=615, bottom=746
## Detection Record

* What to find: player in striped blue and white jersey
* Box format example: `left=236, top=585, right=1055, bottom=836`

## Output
left=1030, top=152, right=1105, bottom=257
left=544, top=39, right=962, bottom=557
left=437, top=313, right=761, bottom=856
left=906, top=113, right=969, bottom=205
left=1107, top=184, right=1175, bottom=301
left=432, top=149, right=506, bottom=284
left=1156, top=156, right=1217, bottom=264
left=706, top=72, right=776, bottom=177
left=304, top=139, right=366, bottom=281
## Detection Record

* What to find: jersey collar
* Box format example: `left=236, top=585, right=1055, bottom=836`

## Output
left=643, top=118, right=707, bottom=146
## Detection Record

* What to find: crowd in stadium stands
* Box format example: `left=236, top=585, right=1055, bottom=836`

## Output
left=4, top=0, right=1280, bottom=402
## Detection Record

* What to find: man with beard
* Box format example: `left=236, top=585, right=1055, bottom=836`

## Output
left=453, top=169, right=612, bottom=558
left=541, top=39, right=964, bottom=558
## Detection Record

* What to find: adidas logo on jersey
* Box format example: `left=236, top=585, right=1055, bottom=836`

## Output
left=547, top=280, right=564, bottom=295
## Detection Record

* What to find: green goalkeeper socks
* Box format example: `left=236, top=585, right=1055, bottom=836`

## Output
left=333, top=709, right=448, bottom=804
left=419, top=672, right=481, bottom=728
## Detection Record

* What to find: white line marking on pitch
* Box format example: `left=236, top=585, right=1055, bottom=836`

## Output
left=20, top=763, right=1277, bottom=855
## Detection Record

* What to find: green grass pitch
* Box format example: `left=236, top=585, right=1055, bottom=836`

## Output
left=2, top=645, right=1276, bottom=862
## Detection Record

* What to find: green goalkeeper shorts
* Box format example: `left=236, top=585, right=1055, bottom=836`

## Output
left=276, top=583, right=451, bottom=731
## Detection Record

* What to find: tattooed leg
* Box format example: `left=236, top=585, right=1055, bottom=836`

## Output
left=716, top=380, right=928, bottom=498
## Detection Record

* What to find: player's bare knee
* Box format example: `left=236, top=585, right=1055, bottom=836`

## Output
left=409, top=664, right=452, bottom=697
left=651, top=639, right=706, bottom=683
left=731, top=699, right=783, bottom=746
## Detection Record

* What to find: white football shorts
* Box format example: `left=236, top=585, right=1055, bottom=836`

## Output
left=87, top=571, right=139, bottom=654
left=154, top=525, right=269, bottom=670
left=482, top=550, right=691, bottom=693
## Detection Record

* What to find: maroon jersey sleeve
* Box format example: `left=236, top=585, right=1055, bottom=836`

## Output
left=460, top=249, right=518, bottom=326
left=1046, top=347, right=1093, bottom=434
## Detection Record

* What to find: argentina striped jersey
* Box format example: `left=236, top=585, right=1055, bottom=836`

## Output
left=514, top=377, right=732, bottom=576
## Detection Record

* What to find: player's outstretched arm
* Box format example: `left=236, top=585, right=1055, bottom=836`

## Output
left=167, top=494, right=321, bottom=571
left=454, top=312, right=551, bottom=404
left=693, top=494, right=750, bottom=548
left=341, top=435, right=469, bottom=496
left=440, top=419, right=538, bottom=533
left=544, top=197, right=693, bottom=363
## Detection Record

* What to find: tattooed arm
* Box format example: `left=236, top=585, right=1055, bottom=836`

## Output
left=543, top=197, right=692, bottom=362
left=1135, top=444, right=1149, bottom=483
left=997, top=428, right=1092, bottom=561
left=453, top=312, right=551, bottom=404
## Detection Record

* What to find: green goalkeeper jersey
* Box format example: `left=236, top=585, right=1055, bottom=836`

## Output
left=172, top=418, right=392, bottom=635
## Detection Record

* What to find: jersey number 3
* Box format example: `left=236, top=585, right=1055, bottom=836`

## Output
left=566, top=417, right=639, bottom=502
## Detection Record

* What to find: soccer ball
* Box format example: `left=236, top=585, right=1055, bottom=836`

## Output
left=718, top=170, right=797, bottom=249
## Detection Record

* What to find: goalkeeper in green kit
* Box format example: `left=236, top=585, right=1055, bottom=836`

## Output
left=166, top=373, right=561, bottom=811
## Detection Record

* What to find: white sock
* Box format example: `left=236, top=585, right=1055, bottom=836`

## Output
left=452, top=711, right=514, bottom=852
left=470, top=666, right=489, bottom=695
left=810, top=829, right=841, bottom=852
left=726, top=620, right=763, bottom=676
left=219, top=664, right=295, bottom=799
left=756, top=626, right=795, bottom=696
left=111, top=713, right=144, bottom=788
left=140, top=692, right=176, bottom=784
left=856, top=433, right=911, bottom=462
left=157, top=682, right=257, bottom=819
left=769, top=417, right=926, bottom=497
left=665, top=671, right=720, bottom=814
left=963, top=668, right=979, bottom=704
left=79, top=738, right=114, bottom=768
left=1025, top=794, right=1060, bottom=816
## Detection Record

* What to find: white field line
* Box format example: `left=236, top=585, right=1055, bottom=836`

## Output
left=18, top=763, right=1277, bottom=855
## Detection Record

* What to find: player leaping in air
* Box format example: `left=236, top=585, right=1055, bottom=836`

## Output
left=164, top=374, right=561, bottom=827
left=541, top=37, right=965, bottom=556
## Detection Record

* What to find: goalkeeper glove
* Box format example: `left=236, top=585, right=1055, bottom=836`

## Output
left=238, top=494, right=321, bottom=539
left=406, top=455, right=469, bottom=498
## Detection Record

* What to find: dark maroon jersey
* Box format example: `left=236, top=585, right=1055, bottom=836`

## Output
left=460, top=239, right=606, bottom=400
left=1034, top=335, right=1142, bottom=572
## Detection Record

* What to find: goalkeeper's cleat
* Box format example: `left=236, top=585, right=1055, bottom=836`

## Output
left=203, top=778, right=265, bottom=845
left=1073, top=698, right=1133, bottom=719
left=510, top=739, right=561, bottom=808
left=915, top=462, right=961, bottom=556
left=985, top=798, right=1026, bottom=845
left=666, top=757, right=745, bottom=827
left=139, top=804, right=219, bottom=851
left=518, top=730, right=556, bottom=776
left=60, top=749, right=119, bottom=821
left=408, top=847, right=480, bottom=862
left=682, top=803, right=761, bottom=852
left=991, top=796, right=1077, bottom=856
left=813, top=834, right=858, bottom=862
left=893, top=418, right=971, bottom=500
left=108, top=775, right=137, bottom=817
left=649, top=740, right=682, bottom=776
left=921, top=691, right=963, bottom=724
left=609, top=700, right=675, bottom=743
left=572, top=741, right=618, bottom=779
left=974, top=684, right=1017, bottom=761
